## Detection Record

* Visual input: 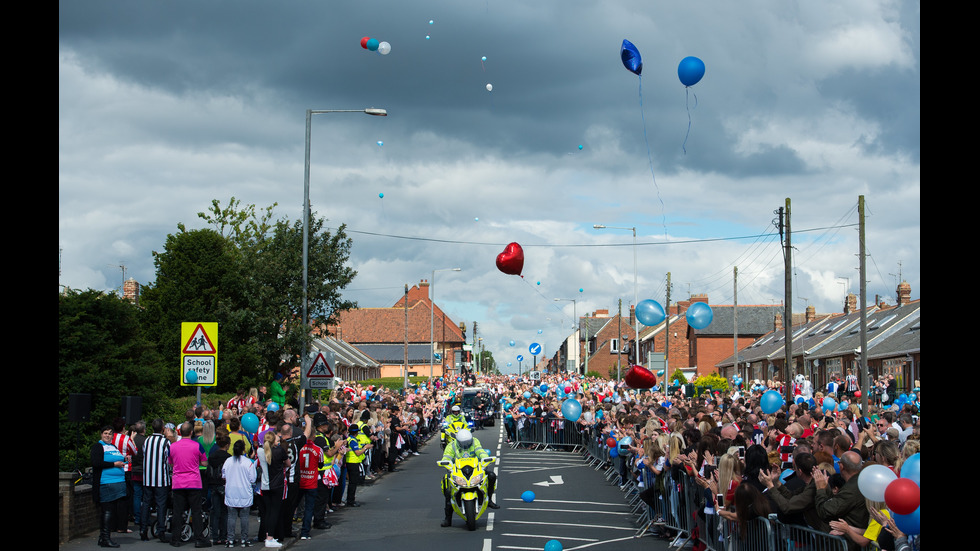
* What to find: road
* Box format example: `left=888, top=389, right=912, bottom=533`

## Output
left=61, top=422, right=672, bottom=551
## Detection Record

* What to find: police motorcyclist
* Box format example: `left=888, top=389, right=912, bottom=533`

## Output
left=439, top=429, right=498, bottom=527
left=445, top=404, right=467, bottom=427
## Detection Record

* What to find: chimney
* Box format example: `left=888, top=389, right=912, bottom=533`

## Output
left=897, top=281, right=912, bottom=306
left=123, top=278, right=140, bottom=306
left=594, top=309, right=609, bottom=318
left=629, top=304, right=635, bottom=327
left=843, top=293, right=858, bottom=314
left=420, top=278, right=430, bottom=298
left=805, top=304, right=815, bottom=323
left=690, top=293, right=709, bottom=305
left=774, top=313, right=783, bottom=332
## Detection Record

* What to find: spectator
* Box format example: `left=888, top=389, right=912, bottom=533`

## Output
left=759, top=452, right=829, bottom=532
left=169, top=421, right=211, bottom=548
left=297, top=435, right=324, bottom=540
left=108, top=417, right=137, bottom=535
left=813, top=451, right=870, bottom=551
left=344, top=423, right=372, bottom=507
left=262, top=429, right=289, bottom=548
left=720, top=482, right=772, bottom=538
left=140, top=418, right=172, bottom=543
left=222, top=439, right=256, bottom=548
left=129, top=420, right=147, bottom=534
left=208, top=435, right=232, bottom=545
left=269, top=374, right=288, bottom=410
left=92, top=425, right=127, bottom=548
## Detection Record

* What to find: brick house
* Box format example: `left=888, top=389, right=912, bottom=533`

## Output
left=579, top=307, right=637, bottom=379
left=324, top=279, right=465, bottom=379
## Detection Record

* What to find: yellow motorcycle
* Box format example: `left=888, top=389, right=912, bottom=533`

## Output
left=438, top=456, right=495, bottom=531
left=440, top=418, right=470, bottom=450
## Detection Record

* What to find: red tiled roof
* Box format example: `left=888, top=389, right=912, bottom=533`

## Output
left=327, top=283, right=464, bottom=344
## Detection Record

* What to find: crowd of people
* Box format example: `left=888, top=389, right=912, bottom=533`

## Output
left=89, top=369, right=919, bottom=550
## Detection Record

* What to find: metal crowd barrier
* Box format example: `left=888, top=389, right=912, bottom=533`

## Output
left=511, top=418, right=585, bottom=452
left=568, top=425, right=857, bottom=550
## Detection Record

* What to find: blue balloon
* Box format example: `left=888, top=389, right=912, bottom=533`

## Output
left=620, top=39, right=642, bottom=76
left=521, top=490, right=536, bottom=503
left=561, top=398, right=582, bottom=422
left=780, top=469, right=794, bottom=483
left=595, top=409, right=604, bottom=419
left=267, top=402, right=279, bottom=412
left=241, top=413, right=259, bottom=434
left=545, top=540, right=563, bottom=551
left=899, top=453, right=920, bottom=486
left=822, top=397, right=837, bottom=412
left=686, top=302, right=714, bottom=329
left=509, top=340, right=516, bottom=347
left=185, top=370, right=197, bottom=384
left=540, top=383, right=548, bottom=393
left=760, top=390, right=784, bottom=414
left=609, top=446, right=619, bottom=458
left=636, top=299, right=666, bottom=326
left=893, top=506, right=920, bottom=536
left=523, top=391, right=531, bottom=399
left=366, top=38, right=379, bottom=51
left=678, top=56, right=705, bottom=87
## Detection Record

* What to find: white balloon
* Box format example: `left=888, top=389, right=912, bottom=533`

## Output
left=486, top=83, right=493, bottom=92
left=378, top=41, right=391, bottom=55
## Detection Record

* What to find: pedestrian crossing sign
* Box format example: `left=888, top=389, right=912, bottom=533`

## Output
left=304, top=351, right=335, bottom=389
left=181, top=322, right=218, bottom=387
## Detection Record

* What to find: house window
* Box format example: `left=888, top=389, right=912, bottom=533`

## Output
left=610, top=338, right=619, bottom=353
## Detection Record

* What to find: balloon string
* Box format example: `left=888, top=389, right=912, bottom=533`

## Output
left=682, top=88, right=699, bottom=155
left=639, top=75, right=668, bottom=241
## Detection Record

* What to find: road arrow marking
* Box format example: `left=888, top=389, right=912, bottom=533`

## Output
left=533, top=475, right=564, bottom=486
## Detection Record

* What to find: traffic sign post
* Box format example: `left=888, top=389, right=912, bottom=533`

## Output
left=529, top=343, right=540, bottom=373
left=303, top=350, right=336, bottom=390
left=181, top=322, right=218, bottom=406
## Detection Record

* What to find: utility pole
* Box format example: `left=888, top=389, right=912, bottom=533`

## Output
left=781, top=199, right=794, bottom=405
left=583, top=313, right=590, bottom=376
left=733, top=266, right=739, bottom=382
left=403, top=284, right=409, bottom=391
left=472, top=321, right=478, bottom=375
left=617, top=299, right=623, bottom=382
left=664, top=272, right=671, bottom=375
left=859, top=195, right=869, bottom=415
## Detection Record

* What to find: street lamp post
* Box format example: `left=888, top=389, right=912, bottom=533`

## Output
left=301, top=108, right=387, bottom=413
left=594, top=224, right=638, bottom=373
left=430, top=267, right=461, bottom=379
left=554, top=298, right=577, bottom=373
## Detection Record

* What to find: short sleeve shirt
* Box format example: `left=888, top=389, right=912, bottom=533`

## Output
left=170, top=438, right=207, bottom=489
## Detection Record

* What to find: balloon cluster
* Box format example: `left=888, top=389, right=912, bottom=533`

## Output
left=360, top=36, right=391, bottom=55
left=857, top=454, right=920, bottom=535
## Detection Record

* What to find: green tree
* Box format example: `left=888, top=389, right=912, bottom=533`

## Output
left=196, top=198, right=358, bottom=379
left=59, top=288, right=167, bottom=470
left=475, top=349, right=497, bottom=374
left=139, top=225, right=259, bottom=393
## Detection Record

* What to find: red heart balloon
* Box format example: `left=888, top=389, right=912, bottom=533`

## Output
left=495, top=242, right=524, bottom=276
left=624, top=364, right=657, bottom=389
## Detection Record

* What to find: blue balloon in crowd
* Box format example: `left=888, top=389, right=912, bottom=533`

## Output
left=618, top=436, right=632, bottom=454
left=620, top=39, right=642, bottom=76
left=185, top=370, right=197, bottom=384
left=822, top=396, right=837, bottom=412
left=760, top=390, right=784, bottom=414
left=635, top=299, right=666, bottom=326
left=893, top=506, right=920, bottom=536
left=596, top=409, right=604, bottom=419
left=545, top=540, right=563, bottom=551
left=518, top=406, right=526, bottom=414
left=780, top=469, right=794, bottom=483
left=678, top=56, right=706, bottom=87
left=522, top=490, right=536, bottom=502
left=523, top=391, right=531, bottom=399
left=561, top=398, right=582, bottom=422
left=609, top=446, right=619, bottom=458
left=267, top=402, right=279, bottom=412
left=900, top=453, right=920, bottom=486
left=241, top=413, right=259, bottom=434
left=686, top=302, right=714, bottom=329
left=795, top=396, right=805, bottom=405
left=806, top=398, right=816, bottom=409
left=540, top=383, right=549, bottom=393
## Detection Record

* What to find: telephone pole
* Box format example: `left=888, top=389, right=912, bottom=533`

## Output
left=859, top=196, right=869, bottom=415
left=780, top=199, right=794, bottom=405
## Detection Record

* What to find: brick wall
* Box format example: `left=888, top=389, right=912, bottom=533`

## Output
left=59, top=472, right=100, bottom=543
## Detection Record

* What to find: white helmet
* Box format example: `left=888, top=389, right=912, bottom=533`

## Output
left=451, top=405, right=461, bottom=413
left=455, top=429, right=473, bottom=449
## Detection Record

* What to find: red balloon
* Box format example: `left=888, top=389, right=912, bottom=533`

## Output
left=884, top=478, right=920, bottom=515
left=624, top=364, right=657, bottom=389
left=495, top=242, right=524, bottom=276
left=854, top=390, right=862, bottom=398
left=360, top=36, right=370, bottom=49
left=564, top=386, right=572, bottom=394
left=606, top=437, right=617, bottom=448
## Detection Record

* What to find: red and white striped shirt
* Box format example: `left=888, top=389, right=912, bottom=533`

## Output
left=111, top=432, right=138, bottom=472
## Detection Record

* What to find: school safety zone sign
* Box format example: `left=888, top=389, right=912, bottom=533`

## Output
left=303, top=350, right=335, bottom=389
left=181, top=322, right=217, bottom=386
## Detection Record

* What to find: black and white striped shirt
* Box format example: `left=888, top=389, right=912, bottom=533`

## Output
left=142, top=432, right=172, bottom=487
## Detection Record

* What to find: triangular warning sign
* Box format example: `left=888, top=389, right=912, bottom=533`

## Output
left=182, top=324, right=216, bottom=354
left=307, top=353, right=334, bottom=378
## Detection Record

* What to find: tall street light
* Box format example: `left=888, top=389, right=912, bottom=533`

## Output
left=301, top=108, right=387, bottom=413
left=554, top=298, right=577, bottom=373
left=594, top=224, right=638, bottom=371
left=430, top=267, right=461, bottom=379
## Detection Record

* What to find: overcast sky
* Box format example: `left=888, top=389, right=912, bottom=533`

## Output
left=59, top=0, right=919, bottom=374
